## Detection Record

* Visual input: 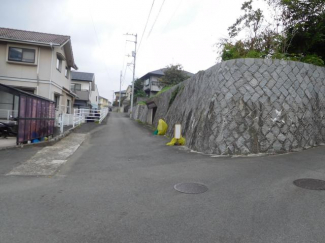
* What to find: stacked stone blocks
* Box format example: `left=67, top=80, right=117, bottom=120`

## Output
left=132, top=58, right=325, bottom=155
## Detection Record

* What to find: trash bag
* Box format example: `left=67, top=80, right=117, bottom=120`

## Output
left=157, top=119, right=168, bottom=135
left=178, top=136, right=186, bottom=145
left=166, top=138, right=177, bottom=146
left=166, top=136, right=186, bottom=146
left=153, top=129, right=158, bottom=135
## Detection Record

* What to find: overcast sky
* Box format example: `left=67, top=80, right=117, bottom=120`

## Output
left=1, top=0, right=252, bottom=102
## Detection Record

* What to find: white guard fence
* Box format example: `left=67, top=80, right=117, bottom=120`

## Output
left=72, top=108, right=109, bottom=128
left=0, top=109, right=18, bottom=122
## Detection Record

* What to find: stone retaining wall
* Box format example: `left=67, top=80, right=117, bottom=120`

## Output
left=132, top=58, right=325, bottom=155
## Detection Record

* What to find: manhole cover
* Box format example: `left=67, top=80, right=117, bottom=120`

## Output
left=174, top=182, right=208, bottom=194
left=293, top=179, right=325, bottom=190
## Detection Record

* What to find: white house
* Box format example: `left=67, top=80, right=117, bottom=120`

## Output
left=0, top=27, right=78, bottom=116
left=71, top=71, right=99, bottom=109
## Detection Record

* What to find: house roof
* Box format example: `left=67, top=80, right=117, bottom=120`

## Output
left=0, top=27, right=78, bottom=69
left=139, top=68, right=194, bottom=81
left=115, top=90, right=126, bottom=94
left=0, top=83, right=54, bottom=102
left=0, top=27, right=70, bottom=46
left=71, top=71, right=94, bottom=82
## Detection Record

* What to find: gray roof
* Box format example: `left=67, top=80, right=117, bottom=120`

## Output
left=115, top=90, right=126, bottom=94
left=0, top=27, right=70, bottom=46
left=71, top=71, right=94, bottom=82
left=139, top=68, right=194, bottom=80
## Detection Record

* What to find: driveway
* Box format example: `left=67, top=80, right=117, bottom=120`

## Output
left=0, top=112, right=325, bottom=243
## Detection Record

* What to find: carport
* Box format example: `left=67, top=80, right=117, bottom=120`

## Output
left=0, top=84, right=55, bottom=145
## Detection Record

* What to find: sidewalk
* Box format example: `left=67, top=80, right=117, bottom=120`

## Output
left=0, top=115, right=108, bottom=176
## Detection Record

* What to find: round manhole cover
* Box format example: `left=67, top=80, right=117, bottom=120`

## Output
left=293, top=179, right=325, bottom=190
left=174, top=182, right=208, bottom=194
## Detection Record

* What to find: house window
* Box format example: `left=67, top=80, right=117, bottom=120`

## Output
left=71, top=83, right=81, bottom=93
left=8, top=47, right=35, bottom=63
left=65, top=67, right=69, bottom=78
left=67, top=99, right=71, bottom=114
left=75, top=84, right=81, bottom=91
left=54, top=95, right=60, bottom=109
left=145, top=79, right=149, bottom=86
left=56, top=58, right=62, bottom=72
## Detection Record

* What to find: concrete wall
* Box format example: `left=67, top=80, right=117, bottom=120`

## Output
left=132, top=58, right=325, bottom=155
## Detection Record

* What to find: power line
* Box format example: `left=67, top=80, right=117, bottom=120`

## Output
left=137, top=0, right=156, bottom=53
left=164, top=0, right=183, bottom=31
left=147, top=0, right=166, bottom=39
left=88, top=4, right=110, bottom=78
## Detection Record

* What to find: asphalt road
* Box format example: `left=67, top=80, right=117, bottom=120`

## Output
left=1, top=112, right=325, bottom=243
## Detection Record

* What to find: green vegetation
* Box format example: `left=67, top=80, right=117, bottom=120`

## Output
left=168, top=85, right=184, bottom=109
left=156, top=86, right=172, bottom=95
left=137, top=101, right=146, bottom=105
left=136, top=119, right=146, bottom=125
left=218, top=0, right=325, bottom=66
left=133, top=79, right=147, bottom=103
left=159, top=64, right=190, bottom=87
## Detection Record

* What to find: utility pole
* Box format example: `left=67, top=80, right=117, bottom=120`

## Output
left=124, top=33, right=137, bottom=113
left=119, top=71, right=122, bottom=109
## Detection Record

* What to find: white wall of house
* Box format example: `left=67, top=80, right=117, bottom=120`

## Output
left=90, top=84, right=99, bottom=109
left=71, top=80, right=91, bottom=90
left=0, top=41, right=75, bottom=115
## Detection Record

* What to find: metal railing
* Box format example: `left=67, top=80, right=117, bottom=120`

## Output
left=72, top=108, right=109, bottom=128
left=99, top=108, right=108, bottom=123
left=0, top=109, right=18, bottom=121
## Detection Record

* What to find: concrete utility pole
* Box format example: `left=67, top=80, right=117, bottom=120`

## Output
left=124, top=33, right=137, bottom=113
left=119, top=71, right=122, bottom=108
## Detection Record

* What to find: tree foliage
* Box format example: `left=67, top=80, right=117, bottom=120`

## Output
left=159, top=64, right=190, bottom=87
left=218, top=0, right=325, bottom=66
left=133, top=78, right=146, bottom=102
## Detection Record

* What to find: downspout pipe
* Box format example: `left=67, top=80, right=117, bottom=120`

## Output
left=36, top=47, right=40, bottom=95
left=49, top=42, right=53, bottom=100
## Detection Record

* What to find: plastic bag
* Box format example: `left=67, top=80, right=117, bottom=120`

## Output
left=157, top=119, right=168, bottom=135
left=166, top=138, right=177, bottom=146
left=178, top=136, right=186, bottom=145
left=166, top=136, right=186, bottom=146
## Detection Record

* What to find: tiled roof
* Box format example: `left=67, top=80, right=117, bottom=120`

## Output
left=0, top=27, right=70, bottom=45
left=71, top=71, right=94, bottom=82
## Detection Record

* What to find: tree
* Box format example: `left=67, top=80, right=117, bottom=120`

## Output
left=218, top=0, right=325, bottom=66
left=268, top=0, right=325, bottom=62
left=159, top=64, right=190, bottom=87
left=133, top=78, right=146, bottom=103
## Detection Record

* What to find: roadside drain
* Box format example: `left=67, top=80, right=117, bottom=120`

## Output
left=174, top=182, right=208, bottom=194
left=293, top=179, right=325, bottom=190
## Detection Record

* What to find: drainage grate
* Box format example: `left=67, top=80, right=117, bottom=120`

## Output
left=293, top=179, right=325, bottom=190
left=174, top=182, right=208, bottom=194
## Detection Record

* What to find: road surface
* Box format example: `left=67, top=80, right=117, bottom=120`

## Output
left=0, top=112, right=325, bottom=243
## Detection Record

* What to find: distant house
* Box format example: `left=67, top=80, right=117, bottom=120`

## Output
left=114, top=90, right=127, bottom=104
left=98, top=96, right=110, bottom=109
left=0, top=27, right=78, bottom=116
left=114, top=85, right=132, bottom=111
left=139, top=68, right=193, bottom=97
left=71, top=71, right=99, bottom=109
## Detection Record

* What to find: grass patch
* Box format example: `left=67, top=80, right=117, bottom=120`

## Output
left=136, top=119, right=146, bottom=125
left=151, top=86, right=173, bottom=98
left=168, top=84, right=184, bottom=109
left=137, top=101, right=146, bottom=105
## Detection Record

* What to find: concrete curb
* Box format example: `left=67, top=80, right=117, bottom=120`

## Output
left=0, top=126, right=79, bottom=151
